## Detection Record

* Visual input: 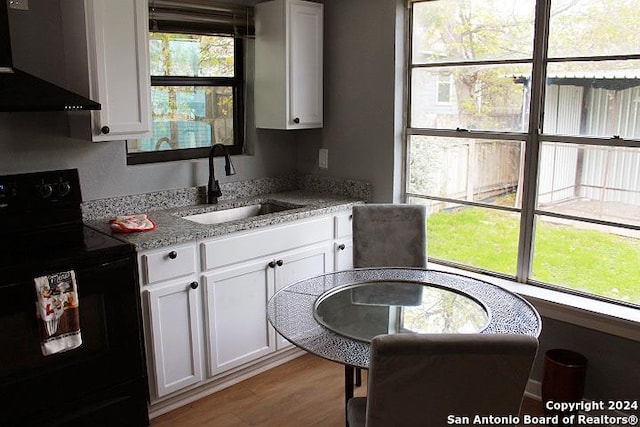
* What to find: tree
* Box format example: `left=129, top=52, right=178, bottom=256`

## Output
left=146, top=32, right=236, bottom=149
left=411, top=0, right=640, bottom=132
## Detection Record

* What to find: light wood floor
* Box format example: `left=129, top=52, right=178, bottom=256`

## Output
left=150, top=353, right=543, bottom=427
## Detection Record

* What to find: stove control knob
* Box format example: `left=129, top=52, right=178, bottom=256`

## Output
left=58, top=181, right=72, bottom=197
left=38, top=183, right=54, bottom=199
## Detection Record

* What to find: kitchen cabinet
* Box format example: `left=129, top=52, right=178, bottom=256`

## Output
left=145, top=278, right=203, bottom=398
left=273, top=244, right=333, bottom=349
left=203, top=259, right=276, bottom=376
left=61, top=0, right=152, bottom=141
left=255, top=0, right=323, bottom=129
left=138, top=209, right=351, bottom=403
left=138, top=243, right=203, bottom=399
left=201, top=216, right=334, bottom=374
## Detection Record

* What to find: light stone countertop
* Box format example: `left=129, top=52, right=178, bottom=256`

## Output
left=85, top=190, right=363, bottom=251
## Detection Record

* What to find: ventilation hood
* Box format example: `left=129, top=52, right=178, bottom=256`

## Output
left=0, top=1, right=100, bottom=112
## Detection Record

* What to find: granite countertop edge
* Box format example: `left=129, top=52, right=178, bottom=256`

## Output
left=85, top=190, right=363, bottom=251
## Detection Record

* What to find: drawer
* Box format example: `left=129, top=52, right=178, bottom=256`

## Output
left=202, top=215, right=333, bottom=270
left=334, top=211, right=353, bottom=239
left=141, top=243, right=197, bottom=284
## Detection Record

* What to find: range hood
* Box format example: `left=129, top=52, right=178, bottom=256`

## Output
left=0, top=1, right=100, bottom=112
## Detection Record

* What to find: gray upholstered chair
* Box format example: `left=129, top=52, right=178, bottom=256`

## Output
left=347, top=333, right=539, bottom=427
left=352, top=204, right=427, bottom=269
left=351, top=204, right=428, bottom=386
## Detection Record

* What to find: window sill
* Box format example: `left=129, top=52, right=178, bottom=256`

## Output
left=429, top=262, right=640, bottom=342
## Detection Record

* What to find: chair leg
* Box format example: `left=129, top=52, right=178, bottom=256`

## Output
left=355, top=367, right=362, bottom=387
left=345, top=365, right=355, bottom=426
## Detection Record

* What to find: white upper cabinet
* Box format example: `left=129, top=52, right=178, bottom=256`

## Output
left=61, top=0, right=152, bottom=141
left=255, top=0, right=323, bottom=129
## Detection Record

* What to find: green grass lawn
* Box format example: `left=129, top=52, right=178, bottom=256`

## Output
left=427, top=207, right=640, bottom=304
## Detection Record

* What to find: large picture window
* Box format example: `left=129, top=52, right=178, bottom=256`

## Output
left=406, top=0, right=640, bottom=307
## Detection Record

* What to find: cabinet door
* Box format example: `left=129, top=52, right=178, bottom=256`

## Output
left=204, top=260, right=276, bottom=376
left=85, top=0, right=151, bottom=141
left=288, top=0, right=323, bottom=128
left=145, top=278, right=203, bottom=398
left=274, top=244, right=333, bottom=350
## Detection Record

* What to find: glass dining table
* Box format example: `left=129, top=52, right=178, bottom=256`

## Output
left=266, top=267, right=542, bottom=418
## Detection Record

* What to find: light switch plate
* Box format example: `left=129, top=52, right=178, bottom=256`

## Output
left=319, top=148, right=328, bottom=169
left=8, top=0, right=29, bottom=11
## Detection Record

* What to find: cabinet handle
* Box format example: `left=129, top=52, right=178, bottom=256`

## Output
left=101, top=126, right=110, bottom=135
left=190, top=281, right=199, bottom=290
left=268, top=261, right=276, bottom=268
left=293, top=117, right=300, bottom=124
left=276, top=259, right=284, bottom=267
left=338, top=244, right=346, bottom=251
left=168, top=251, right=178, bottom=259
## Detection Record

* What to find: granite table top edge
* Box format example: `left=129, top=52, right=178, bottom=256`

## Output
left=85, top=190, right=363, bottom=251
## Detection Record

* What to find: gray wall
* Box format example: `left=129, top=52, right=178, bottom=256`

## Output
left=534, top=317, right=639, bottom=402
left=296, top=0, right=404, bottom=203
left=1, top=0, right=638, bottom=404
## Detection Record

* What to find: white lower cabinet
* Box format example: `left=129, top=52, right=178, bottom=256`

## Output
left=201, top=216, right=335, bottom=374
left=141, top=210, right=350, bottom=402
left=203, top=242, right=332, bottom=374
left=145, top=277, right=203, bottom=398
left=203, top=259, right=276, bottom=376
left=273, top=244, right=332, bottom=350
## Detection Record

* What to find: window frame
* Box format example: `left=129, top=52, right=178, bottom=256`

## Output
left=127, top=36, right=245, bottom=165
left=405, top=0, right=640, bottom=308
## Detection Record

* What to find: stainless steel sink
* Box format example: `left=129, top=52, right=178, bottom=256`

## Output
left=182, top=203, right=299, bottom=225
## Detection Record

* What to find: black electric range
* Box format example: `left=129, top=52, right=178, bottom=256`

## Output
left=0, top=169, right=149, bottom=427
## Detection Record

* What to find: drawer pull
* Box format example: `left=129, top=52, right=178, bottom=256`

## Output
left=268, top=261, right=277, bottom=269
left=190, top=281, right=199, bottom=290
left=276, top=259, right=284, bottom=267
left=168, top=251, right=178, bottom=259
left=338, top=244, right=346, bottom=251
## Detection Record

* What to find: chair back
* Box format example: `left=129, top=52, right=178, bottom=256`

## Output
left=352, top=204, right=427, bottom=268
left=364, top=333, right=539, bottom=427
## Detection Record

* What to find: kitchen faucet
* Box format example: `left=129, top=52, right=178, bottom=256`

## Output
left=208, top=143, right=236, bottom=204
